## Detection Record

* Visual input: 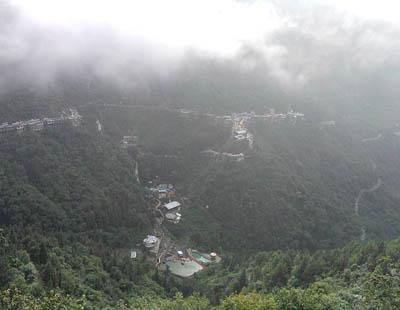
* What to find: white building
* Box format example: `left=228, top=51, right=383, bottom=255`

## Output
left=234, top=134, right=246, bottom=140
left=26, top=119, right=44, bottom=131
left=235, top=129, right=247, bottom=136
left=96, top=120, right=102, bottom=132
left=165, top=212, right=182, bottom=224
left=163, top=201, right=181, bottom=211
left=130, top=250, right=137, bottom=259
left=121, top=135, right=137, bottom=148
left=143, top=235, right=159, bottom=248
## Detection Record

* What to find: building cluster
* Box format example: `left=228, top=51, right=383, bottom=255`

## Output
left=201, top=149, right=245, bottom=162
left=232, top=109, right=305, bottom=122
left=163, top=201, right=182, bottom=224
left=214, top=109, right=305, bottom=144
left=0, top=109, right=82, bottom=134
left=145, top=183, right=182, bottom=224
left=142, top=234, right=220, bottom=277
left=232, top=113, right=252, bottom=142
left=256, top=109, right=305, bottom=121
left=143, top=235, right=161, bottom=256
left=134, top=133, right=222, bottom=277
left=139, top=107, right=307, bottom=276
left=159, top=248, right=221, bottom=278
left=287, top=110, right=306, bottom=119
left=121, top=135, right=138, bottom=148
left=145, top=183, right=176, bottom=201
left=178, top=107, right=305, bottom=125
left=141, top=182, right=185, bottom=271
left=141, top=180, right=221, bottom=279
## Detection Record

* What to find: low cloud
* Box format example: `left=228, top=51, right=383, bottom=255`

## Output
left=2, top=0, right=400, bottom=111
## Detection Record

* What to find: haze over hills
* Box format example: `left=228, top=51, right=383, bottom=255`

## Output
left=2, top=0, right=400, bottom=309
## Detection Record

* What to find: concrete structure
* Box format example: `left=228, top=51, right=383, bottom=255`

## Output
left=0, top=109, right=82, bottom=136
left=25, top=119, right=44, bottom=131
left=234, top=134, right=247, bottom=140
left=13, top=122, right=24, bottom=133
left=130, top=250, right=137, bottom=259
left=287, top=110, right=305, bottom=119
left=145, top=183, right=177, bottom=201
left=67, top=108, right=82, bottom=127
left=165, top=212, right=182, bottom=224
left=163, top=201, right=181, bottom=211
left=0, top=123, right=16, bottom=134
left=143, top=235, right=159, bottom=248
left=143, top=235, right=161, bottom=256
left=43, top=117, right=64, bottom=127
left=121, top=135, right=137, bottom=148
left=96, top=120, right=102, bottom=132
left=157, top=189, right=169, bottom=200
left=234, top=129, right=247, bottom=136
left=165, top=259, right=203, bottom=277
left=201, top=149, right=245, bottom=162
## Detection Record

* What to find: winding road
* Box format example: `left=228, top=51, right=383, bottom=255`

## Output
left=362, top=134, right=382, bottom=143
left=134, top=160, right=141, bottom=184
left=354, top=178, right=383, bottom=240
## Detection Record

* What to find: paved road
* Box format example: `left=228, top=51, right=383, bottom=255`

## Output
left=354, top=178, right=383, bottom=241
left=362, top=134, right=382, bottom=143
left=355, top=178, right=383, bottom=216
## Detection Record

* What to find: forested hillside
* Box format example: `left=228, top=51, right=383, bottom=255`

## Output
left=167, top=118, right=400, bottom=252
left=0, top=117, right=163, bottom=307
left=4, top=0, right=400, bottom=307
left=2, top=80, right=400, bottom=308
left=3, top=228, right=400, bottom=309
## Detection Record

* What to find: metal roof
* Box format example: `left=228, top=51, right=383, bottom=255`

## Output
left=164, top=201, right=181, bottom=210
left=143, top=235, right=158, bottom=244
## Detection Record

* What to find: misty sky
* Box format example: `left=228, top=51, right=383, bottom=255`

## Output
left=2, top=0, right=400, bottom=108
left=8, top=0, right=400, bottom=54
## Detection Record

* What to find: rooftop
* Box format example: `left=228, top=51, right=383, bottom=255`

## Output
left=165, top=213, right=178, bottom=220
left=143, top=235, right=159, bottom=245
left=130, top=251, right=137, bottom=259
left=164, top=201, right=181, bottom=210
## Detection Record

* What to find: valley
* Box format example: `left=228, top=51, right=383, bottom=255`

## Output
left=1, top=95, right=400, bottom=308
left=3, top=0, right=400, bottom=307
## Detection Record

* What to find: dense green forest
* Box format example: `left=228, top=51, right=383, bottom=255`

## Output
left=1, top=81, right=400, bottom=308
left=3, top=223, right=400, bottom=309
